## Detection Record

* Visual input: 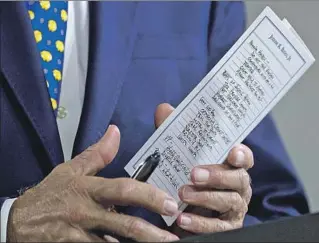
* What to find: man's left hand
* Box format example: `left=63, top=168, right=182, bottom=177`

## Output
left=176, top=144, right=253, bottom=234
left=155, top=103, right=254, bottom=235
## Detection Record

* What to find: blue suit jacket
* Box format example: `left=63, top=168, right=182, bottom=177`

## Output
left=0, top=1, right=309, bottom=230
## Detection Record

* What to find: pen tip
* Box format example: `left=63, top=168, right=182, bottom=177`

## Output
left=153, top=149, right=161, bottom=159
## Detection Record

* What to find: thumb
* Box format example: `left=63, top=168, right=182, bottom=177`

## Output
left=154, top=103, right=175, bottom=128
left=69, top=125, right=121, bottom=176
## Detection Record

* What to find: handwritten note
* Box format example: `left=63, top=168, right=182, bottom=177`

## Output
left=125, top=7, right=315, bottom=226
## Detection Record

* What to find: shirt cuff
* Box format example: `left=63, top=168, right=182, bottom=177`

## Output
left=1, top=198, right=17, bottom=242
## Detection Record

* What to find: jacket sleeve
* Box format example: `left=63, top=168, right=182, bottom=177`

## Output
left=207, top=1, right=309, bottom=225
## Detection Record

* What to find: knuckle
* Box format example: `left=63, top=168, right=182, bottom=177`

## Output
left=197, top=218, right=210, bottom=232
left=230, top=192, right=242, bottom=205
left=146, top=185, right=158, bottom=205
left=51, top=163, right=74, bottom=177
left=70, top=160, right=86, bottom=176
left=68, top=209, right=84, bottom=224
left=242, top=201, right=249, bottom=214
left=215, top=220, right=229, bottom=232
left=76, top=146, right=95, bottom=163
left=202, top=191, right=215, bottom=205
left=232, top=220, right=244, bottom=230
left=67, top=202, right=89, bottom=224
left=117, top=179, right=136, bottom=198
left=159, top=234, right=174, bottom=242
left=230, top=192, right=243, bottom=212
left=71, top=176, right=86, bottom=192
left=76, top=145, right=105, bottom=170
left=125, top=218, right=145, bottom=238
left=245, top=186, right=253, bottom=203
left=86, top=145, right=102, bottom=162
left=238, top=169, right=250, bottom=190
left=213, top=170, right=224, bottom=187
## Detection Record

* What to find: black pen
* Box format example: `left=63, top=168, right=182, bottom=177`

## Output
left=109, top=150, right=161, bottom=214
left=131, top=149, right=161, bottom=182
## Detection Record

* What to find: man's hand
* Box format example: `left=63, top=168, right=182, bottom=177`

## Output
left=155, top=103, right=253, bottom=235
left=7, top=125, right=179, bottom=242
left=176, top=144, right=253, bottom=234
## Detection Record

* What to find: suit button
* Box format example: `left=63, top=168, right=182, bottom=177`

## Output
left=57, top=106, right=68, bottom=119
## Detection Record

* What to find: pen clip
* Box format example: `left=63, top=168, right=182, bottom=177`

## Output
left=131, top=150, right=161, bottom=180
left=132, top=161, right=145, bottom=178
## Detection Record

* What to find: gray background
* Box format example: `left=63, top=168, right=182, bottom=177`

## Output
left=245, top=0, right=319, bottom=212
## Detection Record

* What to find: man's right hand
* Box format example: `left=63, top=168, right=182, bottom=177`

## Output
left=7, top=125, right=179, bottom=242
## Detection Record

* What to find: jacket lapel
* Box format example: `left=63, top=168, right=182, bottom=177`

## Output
left=73, top=2, right=139, bottom=155
left=0, top=2, right=64, bottom=167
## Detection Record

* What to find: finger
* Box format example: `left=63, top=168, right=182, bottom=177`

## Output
left=226, top=144, right=254, bottom=169
left=155, top=103, right=175, bottom=128
left=69, top=125, right=120, bottom=176
left=86, top=177, right=179, bottom=216
left=191, top=164, right=251, bottom=195
left=104, top=235, right=119, bottom=242
left=179, top=186, right=248, bottom=218
left=242, top=183, right=253, bottom=204
left=81, top=211, right=179, bottom=242
left=87, top=234, right=107, bottom=242
left=176, top=213, right=238, bottom=234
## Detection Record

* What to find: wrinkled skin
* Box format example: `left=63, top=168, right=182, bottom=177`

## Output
left=7, top=124, right=179, bottom=242
left=7, top=103, right=253, bottom=242
left=156, top=104, right=253, bottom=237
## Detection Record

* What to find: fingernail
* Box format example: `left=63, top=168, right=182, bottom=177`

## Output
left=167, top=235, right=180, bottom=242
left=106, top=124, right=119, bottom=138
left=180, top=214, right=192, bottom=226
left=193, top=168, right=209, bottom=182
left=104, top=235, right=119, bottom=242
left=235, top=150, right=245, bottom=166
left=164, top=198, right=178, bottom=215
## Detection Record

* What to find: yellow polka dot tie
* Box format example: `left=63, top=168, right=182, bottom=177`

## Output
left=26, top=1, right=68, bottom=114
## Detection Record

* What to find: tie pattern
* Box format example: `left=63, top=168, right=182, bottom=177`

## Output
left=26, top=1, right=68, bottom=113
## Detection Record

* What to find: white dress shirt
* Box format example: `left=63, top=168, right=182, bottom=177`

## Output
left=0, top=2, right=89, bottom=241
